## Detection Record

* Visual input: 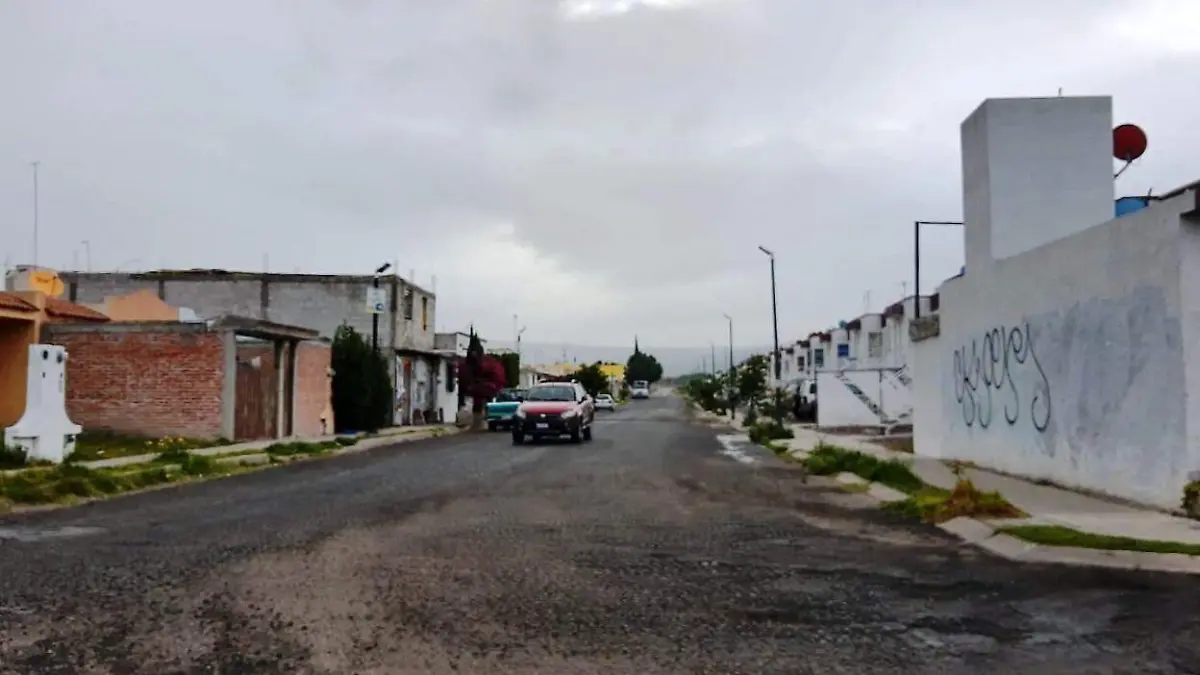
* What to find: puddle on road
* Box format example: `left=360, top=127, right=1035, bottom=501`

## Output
left=0, top=526, right=105, bottom=542
left=716, top=435, right=759, bottom=465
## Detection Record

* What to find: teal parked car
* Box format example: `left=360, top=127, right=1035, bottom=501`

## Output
left=486, top=389, right=526, bottom=431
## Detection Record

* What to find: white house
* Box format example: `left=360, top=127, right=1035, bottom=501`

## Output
left=772, top=292, right=935, bottom=427
left=433, top=331, right=489, bottom=424
left=910, top=94, right=1200, bottom=509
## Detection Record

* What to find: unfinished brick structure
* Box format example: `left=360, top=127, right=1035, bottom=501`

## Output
left=43, top=316, right=331, bottom=441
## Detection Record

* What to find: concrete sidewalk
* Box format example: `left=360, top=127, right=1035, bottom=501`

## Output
left=785, top=427, right=1200, bottom=546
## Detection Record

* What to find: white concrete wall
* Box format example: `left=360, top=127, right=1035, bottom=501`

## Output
left=433, top=359, right=457, bottom=424
left=816, top=371, right=882, bottom=427
left=911, top=335, right=944, bottom=457
left=961, top=97, right=1115, bottom=272
left=916, top=193, right=1196, bottom=508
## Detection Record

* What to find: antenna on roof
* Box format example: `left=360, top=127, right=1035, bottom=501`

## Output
left=1057, top=87, right=1063, bottom=97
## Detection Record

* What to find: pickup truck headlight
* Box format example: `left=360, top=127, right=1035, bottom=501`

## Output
left=561, top=409, right=579, bottom=419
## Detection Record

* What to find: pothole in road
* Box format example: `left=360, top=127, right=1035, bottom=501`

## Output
left=0, top=525, right=105, bottom=542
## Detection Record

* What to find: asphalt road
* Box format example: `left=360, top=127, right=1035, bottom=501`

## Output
left=2, top=393, right=1199, bottom=673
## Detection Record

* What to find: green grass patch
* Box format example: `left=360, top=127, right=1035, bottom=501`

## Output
left=839, top=482, right=871, bottom=494
left=0, top=450, right=249, bottom=506
left=998, top=524, right=1200, bottom=556
left=263, top=439, right=348, bottom=458
left=69, top=430, right=230, bottom=463
left=0, top=445, right=54, bottom=470
left=803, top=444, right=925, bottom=494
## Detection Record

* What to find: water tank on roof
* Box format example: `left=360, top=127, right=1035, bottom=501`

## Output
left=1115, top=196, right=1150, bottom=218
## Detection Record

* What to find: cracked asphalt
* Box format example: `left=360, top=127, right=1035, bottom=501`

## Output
left=2, top=393, right=1199, bottom=673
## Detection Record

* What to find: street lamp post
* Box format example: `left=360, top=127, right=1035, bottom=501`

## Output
left=758, top=246, right=781, bottom=423
left=372, top=262, right=392, bottom=352
left=912, top=220, right=964, bottom=318
left=722, top=312, right=734, bottom=420
left=758, top=246, right=780, bottom=382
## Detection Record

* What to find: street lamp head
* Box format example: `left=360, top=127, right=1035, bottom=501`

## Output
left=375, top=262, right=392, bottom=275
left=757, top=245, right=774, bottom=258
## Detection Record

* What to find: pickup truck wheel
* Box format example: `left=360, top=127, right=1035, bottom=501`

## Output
left=569, top=428, right=582, bottom=444
left=512, top=432, right=524, bottom=445
left=488, top=421, right=497, bottom=431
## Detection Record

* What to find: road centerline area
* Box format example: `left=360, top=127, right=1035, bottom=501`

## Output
left=1, top=394, right=1197, bottom=673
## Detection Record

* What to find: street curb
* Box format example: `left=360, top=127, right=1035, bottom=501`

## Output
left=0, top=427, right=465, bottom=516
left=838, top=475, right=1200, bottom=575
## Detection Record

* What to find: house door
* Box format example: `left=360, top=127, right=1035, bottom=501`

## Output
left=235, top=356, right=278, bottom=441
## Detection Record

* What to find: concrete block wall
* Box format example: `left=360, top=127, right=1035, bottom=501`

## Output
left=59, top=272, right=436, bottom=354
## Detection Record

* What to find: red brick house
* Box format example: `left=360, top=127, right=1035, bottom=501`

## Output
left=43, top=316, right=333, bottom=441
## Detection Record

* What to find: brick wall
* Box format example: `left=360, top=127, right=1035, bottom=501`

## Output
left=294, top=341, right=332, bottom=436
left=49, top=327, right=226, bottom=439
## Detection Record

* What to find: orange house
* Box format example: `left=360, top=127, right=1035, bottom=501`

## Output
left=0, top=290, right=110, bottom=428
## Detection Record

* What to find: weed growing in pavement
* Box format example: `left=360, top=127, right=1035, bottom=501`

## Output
left=1183, top=481, right=1200, bottom=519
left=883, top=480, right=1023, bottom=523
left=748, top=420, right=795, bottom=446
left=803, top=444, right=925, bottom=494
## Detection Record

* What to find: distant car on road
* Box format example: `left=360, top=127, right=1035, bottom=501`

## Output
left=595, top=393, right=615, bottom=411
left=512, top=381, right=595, bottom=444
left=630, top=380, right=650, bottom=399
left=486, top=388, right=526, bottom=431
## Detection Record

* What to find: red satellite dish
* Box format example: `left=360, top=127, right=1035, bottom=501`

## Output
left=1113, top=123, right=1148, bottom=161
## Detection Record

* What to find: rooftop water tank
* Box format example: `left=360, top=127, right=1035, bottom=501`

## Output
left=1115, top=196, right=1150, bottom=218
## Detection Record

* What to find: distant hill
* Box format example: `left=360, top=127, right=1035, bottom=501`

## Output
left=486, top=341, right=770, bottom=377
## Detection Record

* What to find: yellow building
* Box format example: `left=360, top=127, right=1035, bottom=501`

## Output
left=597, top=362, right=625, bottom=384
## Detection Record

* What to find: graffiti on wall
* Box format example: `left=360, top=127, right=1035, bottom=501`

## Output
left=951, top=323, right=1051, bottom=432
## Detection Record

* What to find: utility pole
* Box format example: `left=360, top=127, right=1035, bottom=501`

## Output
left=710, top=342, right=716, bottom=376
left=82, top=240, right=91, bottom=271
left=31, top=161, right=39, bottom=267
left=723, top=313, right=734, bottom=420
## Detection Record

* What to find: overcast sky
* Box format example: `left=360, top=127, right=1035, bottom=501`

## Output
left=2, top=0, right=1197, bottom=348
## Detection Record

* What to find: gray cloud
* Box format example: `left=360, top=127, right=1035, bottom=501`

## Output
left=1, top=0, right=1196, bottom=349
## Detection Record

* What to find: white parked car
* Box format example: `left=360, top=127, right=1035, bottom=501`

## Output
left=595, top=393, right=616, bottom=411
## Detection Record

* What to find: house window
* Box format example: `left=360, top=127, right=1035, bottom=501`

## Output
left=867, top=332, right=883, bottom=358
left=421, top=296, right=429, bottom=331
left=402, top=288, right=414, bottom=320
left=814, top=348, right=825, bottom=368
left=446, top=362, right=456, bottom=392
left=836, top=344, right=850, bottom=358
left=797, top=355, right=805, bottom=370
